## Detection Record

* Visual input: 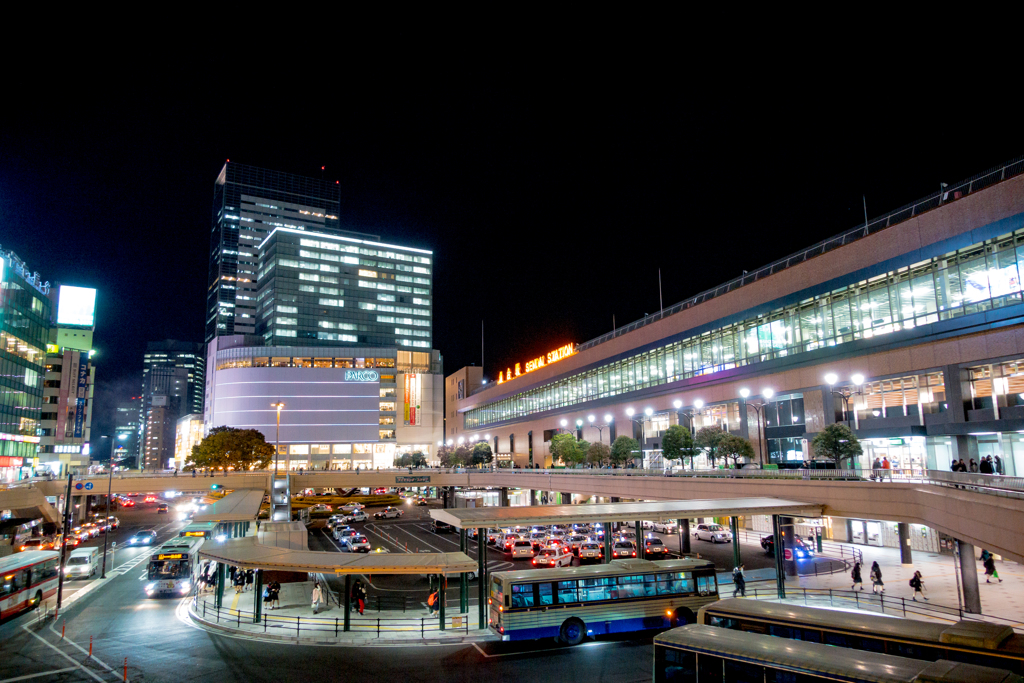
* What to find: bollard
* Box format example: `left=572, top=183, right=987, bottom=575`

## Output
left=62, top=619, right=65, bottom=639
left=124, top=657, right=128, bottom=682
left=89, top=635, right=93, bottom=658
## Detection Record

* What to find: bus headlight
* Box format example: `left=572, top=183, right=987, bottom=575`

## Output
left=145, top=582, right=156, bottom=594
left=180, top=582, right=190, bottom=593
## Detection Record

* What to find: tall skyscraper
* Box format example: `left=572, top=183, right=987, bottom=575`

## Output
left=114, top=396, right=141, bottom=466
left=139, top=340, right=204, bottom=469
left=207, top=162, right=360, bottom=342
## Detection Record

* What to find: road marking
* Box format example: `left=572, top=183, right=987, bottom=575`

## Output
left=389, top=525, right=446, bottom=553
left=20, top=627, right=107, bottom=683
left=0, top=666, right=81, bottom=682
left=46, top=617, right=119, bottom=679
left=470, top=640, right=613, bottom=658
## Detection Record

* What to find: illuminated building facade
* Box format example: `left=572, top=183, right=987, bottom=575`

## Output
left=174, top=414, right=204, bottom=471
left=449, top=158, right=1024, bottom=473
left=140, top=340, right=204, bottom=470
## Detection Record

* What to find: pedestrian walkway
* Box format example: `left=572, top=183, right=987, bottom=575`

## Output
left=189, top=581, right=496, bottom=645
left=780, top=541, right=1024, bottom=626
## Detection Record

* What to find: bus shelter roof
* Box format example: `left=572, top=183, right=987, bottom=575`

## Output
left=191, top=489, right=265, bottom=523
left=199, top=536, right=478, bottom=575
left=429, top=497, right=823, bottom=529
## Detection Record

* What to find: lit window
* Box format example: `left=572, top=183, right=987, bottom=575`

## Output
left=276, top=317, right=297, bottom=325
left=278, top=306, right=298, bottom=313
left=358, top=269, right=377, bottom=278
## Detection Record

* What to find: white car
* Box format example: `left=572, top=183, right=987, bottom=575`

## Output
left=342, top=535, right=371, bottom=552
left=578, top=542, right=603, bottom=562
left=333, top=526, right=356, bottom=541
left=310, top=504, right=333, bottom=513
left=532, top=547, right=572, bottom=568
left=652, top=521, right=678, bottom=534
left=510, top=540, right=535, bottom=559
left=693, top=524, right=733, bottom=543
left=342, top=511, right=369, bottom=523
left=374, top=507, right=403, bottom=520
left=340, top=503, right=365, bottom=513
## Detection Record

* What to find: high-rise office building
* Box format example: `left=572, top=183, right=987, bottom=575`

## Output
left=139, top=340, right=204, bottom=469
left=114, top=396, right=141, bottom=466
left=0, top=249, right=50, bottom=483
left=207, top=162, right=362, bottom=342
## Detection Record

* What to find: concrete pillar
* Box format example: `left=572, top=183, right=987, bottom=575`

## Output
left=771, top=515, right=786, bottom=599
left=215, top=562, right=226, bottom=609
left=253, top=569, right=263, bottom=623
left=958, top=541, right=982, bottom=614
left=439, top=574, right=446, bottom=630
left=562, top=492, right=572, bottom=505
left=778, top=516, right=797, bottom=577
left=898, top=522, right=913, bottom=566
left=635, top=521, right=643, bottom=559
left=679, top=519, right=691, bottom=554
left=477, top=527, right=487, bottom=629
left=603, top=529, right=612, bottom=563
left=344, top=574, right=351, bottom=631
left=499, top=487, right=509, bottom=507
left=459, top=529, right=468, bottom=614
left=730, top=516, right=741, bottom=568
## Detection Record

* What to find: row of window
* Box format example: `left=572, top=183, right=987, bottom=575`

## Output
left=357, top=302, right=428, bottom=316
left=509, top=572, right=716, bottom=608
left=467, top=229, right=1024, bottom=428
left=297, top=238, right=431, bottom=264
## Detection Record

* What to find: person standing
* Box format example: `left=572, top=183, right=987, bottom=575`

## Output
left=984, top=554, right=1002, bottom=583
left=270, top=580, right=281, bottom=609
left=969, top=459, right=978, bottom=473
left=427, top=588, right=439, bottom=616
left=353, top=579, right=367, bottom=615
left=851, top=561, right=863, bottom=591
left=980, top=457, right=993, bottom=474
left=732, top=565, right=746, bottom=598
left=995, top=454, right=1004, bottom=475
left=311, top=582, right=324, bottom=614
left=245, top=568, right=254, bottom=592
left=909, top=571, right=928, bottom=601
left=870, top=561, right=884, bottom=594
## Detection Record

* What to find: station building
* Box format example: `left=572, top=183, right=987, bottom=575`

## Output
left=447, top=158, right=1024, bottom=478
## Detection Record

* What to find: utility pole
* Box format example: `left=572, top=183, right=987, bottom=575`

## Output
left=101, top=464, right=113, bottom=578
left=481, top=320, right=484, bottom=372
left=862, top=195, right=868, bottom=230
left=658, top=269, right=664, bottom=318
left=56, top=472, right=74, bottom=610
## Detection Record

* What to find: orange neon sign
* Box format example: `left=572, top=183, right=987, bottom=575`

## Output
left=497, top=344, right=577, bottom=384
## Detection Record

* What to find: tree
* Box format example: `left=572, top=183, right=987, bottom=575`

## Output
left=695, top=426, right=728, bottom=468
left=550, top=433, right=588, bottom=467
left=437, top=445, right=457, bottom=468
left=661, top=425, right=699, bottom=469
left=718, top=434, right=755, bottom=467
left=586, top=441, right=611, bottom=467
left=811, top=424, right=863, bottom=468
left=188, top=427, right=274, bottom=471
left=610, top=435, right=640, bottom=466
left=471, top=442, right=494, bottom=467
left=410, top=451, right=427, bottom=468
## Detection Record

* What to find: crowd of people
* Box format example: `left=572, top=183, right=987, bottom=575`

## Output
left=950, top=455, right=1004, bottom=474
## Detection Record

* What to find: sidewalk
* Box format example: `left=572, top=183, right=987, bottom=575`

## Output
left=780, top=541, right=1024, bottom=626
left=189, top=581, right=497, bottom=645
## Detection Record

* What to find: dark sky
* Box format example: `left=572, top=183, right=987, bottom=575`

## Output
left=1, top=79, right=1018, bottom=459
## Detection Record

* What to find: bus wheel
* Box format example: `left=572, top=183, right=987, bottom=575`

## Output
left=30, top=591, right=43, bottom=609
left=672, top=607, right=695, bottom=627
left=559, top=618, right=585, bottom=646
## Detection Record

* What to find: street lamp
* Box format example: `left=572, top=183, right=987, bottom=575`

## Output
left=99, top=435, right=113, bottom=578
left=739, top=388, right=774, bottom=466
left=588, top=414, right=614, bottom=445
left=826, top=373, right=866, bottom=429
left=625, top=408, right=648, bottom=468
left=446, top=439, right=453, bottom=447
left=270, top=403, right=285, bottom=475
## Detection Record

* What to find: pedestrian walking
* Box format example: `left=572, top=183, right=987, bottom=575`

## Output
left=270, top=580, right=281, bottom=609
left=427, top=588, right=439, bottom=616
left=353, top=579, right=367, bottom=615
left=311, top=582, right=324, bottom=614
left=870, top=561, right=884, bottom=594
left=871, top=458, right=882, bottom=481
left=909, top=571, right=928, bottom=601
left=245, top=569, right=254, bottom=592
left=984, top=554, right=1002, bottom=583
left=732, top=565, right=746, bottom=597
left=192, top=468, right=196, bottom=478
left=969, top=458, right=978, bottom=473
left=980, top=457, right=993, bottom=474
left=851, top=561, right=863, bottom=591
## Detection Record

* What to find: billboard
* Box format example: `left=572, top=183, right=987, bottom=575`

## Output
left=57, top=285, right=97, bottom=327
left=404, top=374, right=421, bottom=426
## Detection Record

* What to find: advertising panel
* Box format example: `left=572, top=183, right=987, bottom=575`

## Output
left=56, top=285, right=97, bottom=327
left=404, top=374, right=421, bottom=426
left=58, top=351, right=78, bottom=438
left=73, top=359, right=89, bottom=438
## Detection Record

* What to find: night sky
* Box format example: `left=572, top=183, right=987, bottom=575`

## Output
left=1, top=82, right=1017, bottom=460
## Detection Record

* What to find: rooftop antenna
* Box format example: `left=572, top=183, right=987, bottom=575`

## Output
left=658, top=268, right=664, bottom=319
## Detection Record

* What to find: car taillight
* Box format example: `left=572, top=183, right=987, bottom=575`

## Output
left=632, top=552, right=637, bottom=556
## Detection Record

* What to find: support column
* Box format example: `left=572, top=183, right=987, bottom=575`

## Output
left=679, top=519, right=691, bottom=554
left=344, top=574, right=351, bottom=631
left=500, top=487, right=509, bottom=507
left=771, top=515, right=786, bottom=599
left=527, top=489, right=535, bottom=506
left=635, top=521, right=644, bottom=560
left=215, top=562, right=226, bottom=609
left=459, top=529, right=468, bottom=614
left=730, top=516, right=741, bottom=569
left=561, top=492, right=571, bottom=505
left=253, top=570, right=263, bottom=623
left=477, top=527, right=486, bottom=629
left=439, top=574, right=446, bottom=630
left=958, top=541, right=982, bottom=614
left=603, top=529, right=612, bottom=563
left=898, top=522, right=913, bottom=566
left=778, top=516, right=797, bottom=578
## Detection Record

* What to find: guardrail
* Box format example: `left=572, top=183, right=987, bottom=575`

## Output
left=734, top=529, right=862, bottom=572
left=192, top=595, right=470, bottom=637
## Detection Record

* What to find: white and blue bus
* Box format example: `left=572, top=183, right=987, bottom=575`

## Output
left=489, top=557, right=717, bottom=645
left=654, top=624, right=1021, bottom=683
left=145, top=537, right=204, bottom=597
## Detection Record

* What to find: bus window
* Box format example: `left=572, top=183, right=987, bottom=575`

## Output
left=824, top=632, right=848, bottom=648
left=888, top=642, right=939, bottom=661
left=850, top=636, right=885, bottom=653
left=724, top=657, right=765, bottom=682
left=770, top=625, right=795, bottom=639
left=616, top=575, right=644, bottom=599
left=148, top=559, right=189, bottom=580
left=557, top=580, right=578, bottom=604
left=511, top=583, right=533, bottom=607
left=1, top=573, right=19, bottom=597
left=643, top=574, right=659, bottom=596
left=538, top=582, right=553, bottom=606
left=696, top=653, right=724, bottom=682
left=658, top=648, right=696, bottom=683
left=490, top=578, right=504, bottom=605
left=798, top=628, right=821, bottom=643
left=696, top=575, right=715, bottom=595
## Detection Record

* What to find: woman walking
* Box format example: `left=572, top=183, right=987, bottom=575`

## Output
left=984, top=554, right=1003, bottom=583
left=850, top=561, right=863, bottom=591
left=909, top=571, right=928, bottom=601
left=311, top=582, right=324, bottom=614
left=870, top=561, right=884, bottom=594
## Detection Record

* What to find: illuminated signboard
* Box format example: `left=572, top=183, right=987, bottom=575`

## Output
left=497, top=344, right=577, bottom=384
left=183, top=531, right=208, bottom=537
left=404, top=374, right=421, bottom=426
left=156, top=553, right=184, bottom=560
left=56, top=285, right=97, bottom=327
left=345, top=369, right=380, bottom=382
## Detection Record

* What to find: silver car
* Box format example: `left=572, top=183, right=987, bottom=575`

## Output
left=511, top=539, right=535, bottom=559
left=652, top=521, right=678, bottom=534
left=693, top=524, right=733, bottom=543
left=578, top=542, right=603, bottom=562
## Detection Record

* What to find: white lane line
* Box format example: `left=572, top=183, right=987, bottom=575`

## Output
left=20, top=627, right=107, bottom=683
left=389, top=525, right=446, bottom=553
left=470, top=641, right=613, bottom=658
left=0, top=666, right=81, bottom=682
left=46, top=621, right=119, bottom=679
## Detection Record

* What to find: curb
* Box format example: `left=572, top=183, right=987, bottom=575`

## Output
left=187, top=603, right=497, bottom=646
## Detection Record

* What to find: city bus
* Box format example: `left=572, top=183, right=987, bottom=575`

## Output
left=489, top=557, right=717, bottom=645
left=0, top=518, right=45, bottom=553
left=0, top=550, right=59, bottom=618
left=654, top=624, right=1021, bottom=683
left=145, top=537, right=204, bottom=597
left=178, top=522, right=218, bottom=540
left=697, top=598, right=1024, bottom=674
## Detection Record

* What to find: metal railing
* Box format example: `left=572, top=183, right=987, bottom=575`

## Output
left=578, top=155, right=1024, bottom=353
left=192, top=595, right=472, bottom=637
left=734, top=529, right=862, bottom=572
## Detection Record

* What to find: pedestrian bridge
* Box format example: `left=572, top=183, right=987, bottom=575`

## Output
left=5, top=468, right=1024, bottom=562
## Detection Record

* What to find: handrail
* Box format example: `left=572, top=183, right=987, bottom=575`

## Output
left=577, top=155, right=1024, bottom=353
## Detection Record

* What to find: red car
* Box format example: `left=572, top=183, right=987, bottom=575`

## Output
left=143, top=495, right=157, bottom=503
left=122, top=499, right=135, bottom=507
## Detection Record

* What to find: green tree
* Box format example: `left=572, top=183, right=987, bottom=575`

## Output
left=811, top=424, right=863, bottom=468
left=695, top=426, right=728, bottom=468
left=410, top=451, right=427, bottom=468
left=661, top=425, right=699, bottom=469
left=718, top=434, right=755, bottom=467
left=472, top=442, right=494, bottom=467
left=395, top=453, right=411, bottom=467
left=610, top=435, right=640, bottom=466
left=437, top=445, right=458, bottom=467
left=188, top=427, right=274, bottom=471
left=586, top=441, right=611, bottom=466
left=550, top=433, right=588, bottom=467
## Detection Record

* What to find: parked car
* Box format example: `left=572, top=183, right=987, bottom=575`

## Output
left=486, top=529, right=501, bottom=545
left=374, top=506, right=403, bottom=520
left=578, top=542, right=603, bottom=562
left=652, top=521, right=678, bottom=534
left=430, top=520, right=454, bottom=534
left=528, top=532, right=547, bottom=550
left=566, top=534, right=590, bottom=554
left=612, top=541, right=637, bottom=559
left=510, top=539, right=535, bottom=559
left=532, top=547, right=573, bottom=568
left=644, top=537, right=669, bottom=556
left=693, top=524, right=733, bottom=543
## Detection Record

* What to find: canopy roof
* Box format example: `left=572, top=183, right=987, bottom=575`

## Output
left=429, top=497, right=822, bottom=529
left=192, top=489, right=265, bottom=523
left=199, top=536, right=477, bottom=575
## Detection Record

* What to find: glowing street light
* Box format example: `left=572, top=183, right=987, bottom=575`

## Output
left=625, top=407, right=635, bottom=417
left=824, top=372, right=838, bottom=386
left=588, top=414, right=596, bottom=423
left=672, top=400, right=682, bottom=409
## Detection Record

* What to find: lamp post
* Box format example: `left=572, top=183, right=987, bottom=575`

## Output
left=100, top=436, right=112, bottom=578
left=673, top=399, right=703, bottom=469
left=625, top=408, right=653, bottom=467
left=270, top=403, right=284, bottom=475
left=740, top=388, right=774, bottom=466
left=587, top=414, right=614, bottom=445
left=824, top=373, right=865, bottom=430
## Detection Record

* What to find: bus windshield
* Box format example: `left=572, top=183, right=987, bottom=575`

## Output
left=148, top=559, right=189, bottom=580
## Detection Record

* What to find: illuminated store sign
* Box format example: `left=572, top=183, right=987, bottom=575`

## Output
left=57, top=285, right=97, bottom=327
left=497, top=343, right=577, bottom=384
left=345, top=369, right=380, bottom=382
